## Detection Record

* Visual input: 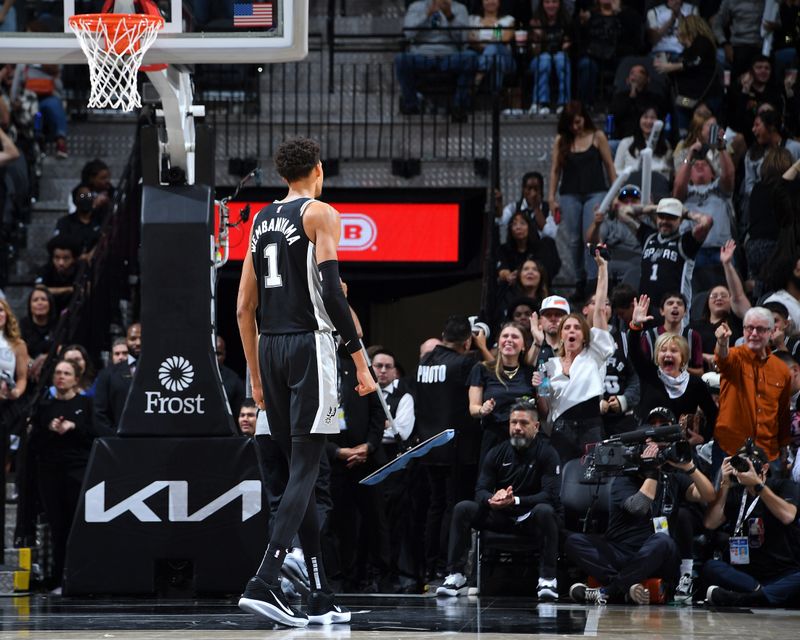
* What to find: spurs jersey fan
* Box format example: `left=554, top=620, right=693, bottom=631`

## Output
left=637, top=225, right=702, bottom=311
left=250, top=197, right=334, bottom=335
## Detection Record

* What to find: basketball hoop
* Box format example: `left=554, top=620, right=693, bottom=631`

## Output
left=69, top=12, right=165, bottom=112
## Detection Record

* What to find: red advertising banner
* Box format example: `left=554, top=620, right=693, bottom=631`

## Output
left=220, top=202, right=460, bottom=262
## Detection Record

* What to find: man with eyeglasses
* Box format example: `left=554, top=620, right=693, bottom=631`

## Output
left=372, top=349, right=415, bottom=457
left=713, top=307, right=792, bottom=478
left=586, top=184, right=643, bottom=287
left=372, top=348, right=417, bottom=592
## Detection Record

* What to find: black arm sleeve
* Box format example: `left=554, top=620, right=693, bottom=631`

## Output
left=319, top=259, right=361, bottom=354
left=622, top=488, right=654, bottom=516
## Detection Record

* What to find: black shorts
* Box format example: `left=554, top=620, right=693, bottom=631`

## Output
left=258, top=331, right=339, bottom=437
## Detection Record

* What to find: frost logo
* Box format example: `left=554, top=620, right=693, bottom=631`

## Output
left=339, top=214, right=377, bottom=251
left=159, top=356, right=195, bottom=392
left=146, top=356, right=205, bottom=415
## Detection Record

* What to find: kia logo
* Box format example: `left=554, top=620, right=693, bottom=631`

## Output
left=339, top=214, right=377, bottom=251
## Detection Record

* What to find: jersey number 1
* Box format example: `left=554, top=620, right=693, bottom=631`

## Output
left=649, top=264, right=658, bottom=281
left=263, top=243, right=283, bottom=288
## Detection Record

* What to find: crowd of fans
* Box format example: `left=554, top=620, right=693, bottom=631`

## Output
left=342, top=0, right=800, bottom=606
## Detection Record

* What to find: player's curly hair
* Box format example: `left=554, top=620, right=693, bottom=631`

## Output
left=274, top=137, right=320, bottom=182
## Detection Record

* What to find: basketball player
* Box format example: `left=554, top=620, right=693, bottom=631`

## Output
left=237, top=137, right=376, bottom=627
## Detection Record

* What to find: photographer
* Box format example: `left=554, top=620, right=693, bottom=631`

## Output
left=437, top=402, right=561, bottom=601
left=414, top=315, right=483, bottom=583
left=567, top=437, right=715, bottom=605
left=703, top=443, right=800, bottom=607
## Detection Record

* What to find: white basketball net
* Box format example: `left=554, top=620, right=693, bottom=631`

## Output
left=69, top=14, right=164, bottom=112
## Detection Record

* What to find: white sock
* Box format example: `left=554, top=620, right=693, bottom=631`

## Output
left=680, top=559, right=693, bottom=577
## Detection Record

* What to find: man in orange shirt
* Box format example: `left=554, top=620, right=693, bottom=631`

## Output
left=714, top=307, right=792, bottom=479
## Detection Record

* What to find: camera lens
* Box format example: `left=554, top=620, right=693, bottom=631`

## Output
left=729, top=455, right=751, bottom=473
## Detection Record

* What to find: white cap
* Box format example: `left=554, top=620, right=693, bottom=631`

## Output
left=656, top=197, right=683, bottom=217
left=540, top=295, right=570, bottom=314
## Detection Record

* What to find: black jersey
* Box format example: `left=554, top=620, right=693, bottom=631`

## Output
left=637, top=227, right=701, bottom=306
left=603, top=330, right=635, bottom=401
left=250, top=197, right=334, bottom=335
left=414, top=345, right=480, bottom=465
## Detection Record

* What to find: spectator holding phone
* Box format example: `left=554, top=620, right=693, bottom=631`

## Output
left=531, top=249, right=614, bottom=462
left=673, top=124, right=735, bottom=292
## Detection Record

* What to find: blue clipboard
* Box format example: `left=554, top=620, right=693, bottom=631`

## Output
left=358, top=429, right=455, bottom=486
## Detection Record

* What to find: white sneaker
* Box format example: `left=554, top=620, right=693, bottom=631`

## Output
left=537, top=577, right=558, bottom=602
left=569, top=582, right=607, bottom=605
left=628, top=583, right=650, bottom=605
left=556, top=104, right=565, bottom=115
left=538, top=105, right=551, bottom=115
left=528, top=104, right=539, bottom=115
left=673, top=573, right=693, bottom=602
left=436, top=572, right=468, bottom=597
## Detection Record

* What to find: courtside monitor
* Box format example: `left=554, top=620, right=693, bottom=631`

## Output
left=0, top=0, right=307, bottom=64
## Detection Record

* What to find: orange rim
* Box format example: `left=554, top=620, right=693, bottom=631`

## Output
left=68, top=13, right=165, bottom=32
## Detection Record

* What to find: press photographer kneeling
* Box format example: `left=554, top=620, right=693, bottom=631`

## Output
left=566, top=424, right=716, bottom=604
left=703, top=441, right=800, bottom=607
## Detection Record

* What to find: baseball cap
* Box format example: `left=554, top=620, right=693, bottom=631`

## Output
left=540, top=295, right=570, bottom=314
left=655, top=197, right=683, bottom=217
left=647, top=406, right=676, bottom=425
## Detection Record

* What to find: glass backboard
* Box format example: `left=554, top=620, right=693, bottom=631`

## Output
left=0, top=0, right=307, bottom=64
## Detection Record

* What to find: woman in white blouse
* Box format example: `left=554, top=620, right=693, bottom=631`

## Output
left=613, top=105, right=673, bottom=181
left=531, top=250, right=614, bottom=462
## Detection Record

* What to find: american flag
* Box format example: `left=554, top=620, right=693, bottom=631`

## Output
left=233, top=3, right=274, bottom=28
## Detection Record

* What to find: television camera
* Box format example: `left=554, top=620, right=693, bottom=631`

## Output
left=585, top=424, right=693, bottom=480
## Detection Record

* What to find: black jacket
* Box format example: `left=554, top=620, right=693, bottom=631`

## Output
left=92, top=360, right=135, bottom=433
left=475, top=436, right=562, bottom=518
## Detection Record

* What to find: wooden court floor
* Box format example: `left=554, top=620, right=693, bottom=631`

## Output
left=1, top=594, right=799, bottom=639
